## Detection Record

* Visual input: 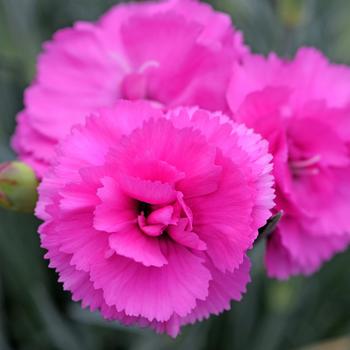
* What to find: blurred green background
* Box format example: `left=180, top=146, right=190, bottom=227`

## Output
left=1, top=0, right=350, bottom=349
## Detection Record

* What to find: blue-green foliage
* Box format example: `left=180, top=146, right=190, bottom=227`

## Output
left=0, top=1, right=349, bottom=349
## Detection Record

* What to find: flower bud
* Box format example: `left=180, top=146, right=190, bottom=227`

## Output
left=0, top=161, right=38, bottom=213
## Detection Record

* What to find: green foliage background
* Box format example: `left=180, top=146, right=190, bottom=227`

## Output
left=0, top=1, right=350, bottom=349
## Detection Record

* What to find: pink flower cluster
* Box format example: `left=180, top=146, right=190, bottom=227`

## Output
left=11, top=0, right=350, bottom=336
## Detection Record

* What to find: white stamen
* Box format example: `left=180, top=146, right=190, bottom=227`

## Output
left=290, top=155, right=321, bottom=169
left=292, top=167, right=320, bottom=176
left=139, top=60, right=160, bottom=74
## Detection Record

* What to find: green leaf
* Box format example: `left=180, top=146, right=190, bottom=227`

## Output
left=257, top=211, right=283, bottom=242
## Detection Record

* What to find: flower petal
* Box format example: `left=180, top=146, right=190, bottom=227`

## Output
left=108, top=225, right=167, bottom=267
left=90, top=242, right=211, bottom=322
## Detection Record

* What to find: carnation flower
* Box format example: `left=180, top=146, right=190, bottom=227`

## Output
left=12, top=0, right=248, bottom=177
left=227, top=47, right=350, bottom=279
left=36, top=101, right=274, bottom=336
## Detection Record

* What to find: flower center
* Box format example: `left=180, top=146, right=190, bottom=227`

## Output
left=289, top=155, right=321, bottom=176
left=136, top=193, right=192, bottom=238
left=137, top=201, right=152, bottom=217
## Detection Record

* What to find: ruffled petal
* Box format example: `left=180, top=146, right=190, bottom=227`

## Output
left=90, top=242, right=211, bottom=322
left=94, top=176, right=137, bottom=233
left=108, top=225, right=167, bottom=267
left=181, top=256, right=251, bottom=324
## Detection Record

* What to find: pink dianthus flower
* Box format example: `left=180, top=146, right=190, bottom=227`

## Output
left=36, top=101, right=274, bottom=336
left=12, top=0, right=248, bottom=177
left=227, top=48, right=350, bottom=279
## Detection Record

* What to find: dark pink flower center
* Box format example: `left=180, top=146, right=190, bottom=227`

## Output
left=136, top=192, right=193, bottom=238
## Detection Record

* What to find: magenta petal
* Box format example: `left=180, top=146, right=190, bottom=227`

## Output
left=59, top=182, right=99, bottom=212
left=280, top=219, right=350, bottom=273
left=138, top=215, right=165, bottom=237
left=188, top=153, right=254, bottom=272
left=168, top=219, right=207, bottom=251
left=108, top=226, right=167, bottom=267
left=47, top=249, right=105, bottom=311
left=117, top=173, right=177, bottom=205
left=41, top=211, right=109, bottom=272
left=90, top=242, right=211, bottom=322
left=109, top=118, right=223, bottom=198
left=147, top=205, right=174, bottom=225
left=265, top=229, right=299, bottom=280
left=182, top=256, right=251, bottom=324
left=123, top=159, right=185, bottom=184
left=288, top=117, right=349, bottom=168
left=94, top=177, right=136, bottom=233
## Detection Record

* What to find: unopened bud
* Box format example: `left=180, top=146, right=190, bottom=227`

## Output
left=0, top=161, right=38, bottom=213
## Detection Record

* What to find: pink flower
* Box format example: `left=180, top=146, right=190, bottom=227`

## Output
left=36, top=101, right=274, bottom=336
left=227, top=47, right=350, bottom=279
left=12, top=0, right=248, bottom=177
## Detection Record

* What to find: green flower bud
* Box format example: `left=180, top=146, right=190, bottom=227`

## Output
left=0, top=161, right=38, bottom=213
